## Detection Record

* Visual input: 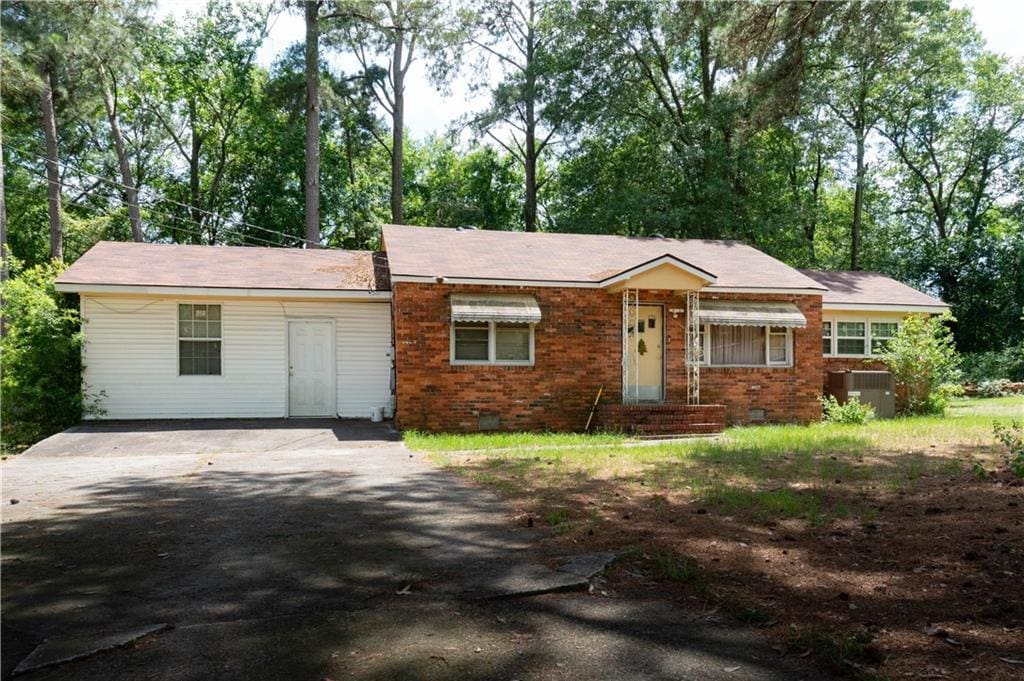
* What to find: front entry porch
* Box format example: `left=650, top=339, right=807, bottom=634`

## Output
left=595, top=402, right=726, bottom=437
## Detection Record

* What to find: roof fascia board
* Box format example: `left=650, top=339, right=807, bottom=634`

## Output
left=703, top=286, right=825, bottom=295
left=55, top=283, right=391, bottom=300
left=597, top=254, right=717, bottom=287
left=822, top=302, right=948, bottom=313
left=391, top=275, right=826, bottom=295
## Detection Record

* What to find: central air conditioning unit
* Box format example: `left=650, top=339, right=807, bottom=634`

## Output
left=827, top=370, right=896, bottom=419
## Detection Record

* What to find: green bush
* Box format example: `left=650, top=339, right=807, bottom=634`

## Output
left=977, top=379, right=1011, bottom=398
left=877, top=312, right=961, bottom=415
left=1, top=261, right=96, bottom=452
left=821, top=395, right=875, bottom=424
left=961, top=340, right=1024, bottom=383
left=993, top=420, right=1024, bottom=478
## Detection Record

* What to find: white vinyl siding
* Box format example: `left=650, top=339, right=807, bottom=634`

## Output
left=80, top=295, right=392, bottom=419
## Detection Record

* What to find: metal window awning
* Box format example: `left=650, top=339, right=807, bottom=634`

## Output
left=450, top=294, right=542, bottom=324
left=698, top=300, right=806, bottom=328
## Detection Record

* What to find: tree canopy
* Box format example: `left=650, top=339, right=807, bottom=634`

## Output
left=2, top=0, right=1022, bottom=355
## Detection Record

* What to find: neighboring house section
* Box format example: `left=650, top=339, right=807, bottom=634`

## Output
left=56, top=242, right=394, bottom=420
left=800, top=269, right=950, bottom=391
left=55, top=233, right=948, bottom=433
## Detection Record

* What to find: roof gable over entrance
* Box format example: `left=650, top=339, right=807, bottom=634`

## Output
left=599, top=254, right=717, bottom=291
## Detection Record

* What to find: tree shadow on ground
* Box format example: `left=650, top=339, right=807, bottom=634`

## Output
left=1, top=455, right=822, bottom=681
left=443, top=445, right=1023, bottom=680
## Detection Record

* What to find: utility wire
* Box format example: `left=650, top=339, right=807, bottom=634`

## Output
left=12, top=167, right=304, bottom=249
left=6, top=184, right=291, bottom=250
left=6, top=143, right=323, bottom=248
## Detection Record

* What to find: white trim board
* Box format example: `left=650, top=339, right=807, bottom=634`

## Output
left=56, top=282, right=391, bottom=300
left=390, top=274, right=824, bottom=295
left=598, top=254, right=717, bottom=287
left=822, top=303, right=948, bottom=313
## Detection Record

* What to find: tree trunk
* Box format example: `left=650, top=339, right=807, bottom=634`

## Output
left=99, top=64, right=144, bottom=242
left=390, top=24, right=405, bottom=225
left=303, top=0, right=321, bottom=247
left=523, top=0, right=537, bottom=233
left=187, top=101, right=204, bottom=239
left=39, top=66, right=63, bottom=262
left=851, top=127, right=865, bottom=271
left=1, top=125, right=7, bottom=284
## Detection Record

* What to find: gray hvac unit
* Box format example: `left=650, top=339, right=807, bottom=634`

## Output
left=827, top=370, right=896, bottom=419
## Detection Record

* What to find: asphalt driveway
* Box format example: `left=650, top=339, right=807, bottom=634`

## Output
left=2, top=420, right=824, bottom=680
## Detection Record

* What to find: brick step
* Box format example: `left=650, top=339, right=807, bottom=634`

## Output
left=615, top=414, right=720, bottom=424
left=635, top=432, right=722, bottom=441
left=631, top=422, right=724, bottom=435
left=603, top=404, right=726, bottom=415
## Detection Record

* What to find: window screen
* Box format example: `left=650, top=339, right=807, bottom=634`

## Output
left=495, top=325, right=530, bottom=361
left=179, top=304, right=221, bottom=375
left=453, top=324, right=489, bottom=361
left=768, top=327, right=789, bottom=364
left=870, top=322, right=899, bottom=354
left=710, top=325, right=766, bottom=365
left=836, top=321, right=866, bottom=355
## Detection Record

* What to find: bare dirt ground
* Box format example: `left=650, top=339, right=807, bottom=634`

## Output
left=441, top=442, right=1024, bottom=681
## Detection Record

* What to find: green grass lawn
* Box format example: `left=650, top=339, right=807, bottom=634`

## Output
left=406, top=397, right=1024, bottom=681
left=407, top=396, right=1023, bottom=524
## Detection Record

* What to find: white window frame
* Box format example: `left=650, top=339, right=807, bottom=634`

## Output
left=450, top=321, right=535, bottom=366
left=700, top=324, right=793, bottom=368
left=834, top=320, right=867, bottom=357
left=824, top=316, right=901, bottom=358
left=870, top=321, right=899, bottom=355
left=177, top=302, right=223, bottom=377
left=822, top=319, right=834, bottom=356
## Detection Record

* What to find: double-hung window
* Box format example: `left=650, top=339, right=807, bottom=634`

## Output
left=452, top=322, right=534, bottom=365
left=179, top=304, right=222, bottom=375
left=822, top=320, right=833, bottom=356
left=870, top=322, right=898, bottom=354
left=835, top=321, right=866, bottom=356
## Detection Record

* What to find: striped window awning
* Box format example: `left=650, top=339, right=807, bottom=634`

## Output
left=698, top=300, right=806, bottom=328
left=450, top=294, right=542, bottom=324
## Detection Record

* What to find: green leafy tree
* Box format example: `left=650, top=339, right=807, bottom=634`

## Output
left=140, top=1, right=270, bottom=243
left=405, top=137, right=523, bottom=230
left=878, top=313, right=961, bottom=415
left=334, top=0, right=462, bottom=225
left=0, top=261, right=94, bottom=450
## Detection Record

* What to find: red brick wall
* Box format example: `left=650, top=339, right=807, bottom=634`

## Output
left=822, top=356, right=887, bottom=392
left=392, top=283, right=824, bottom=432
left=698, top=293, right=824, bottom=425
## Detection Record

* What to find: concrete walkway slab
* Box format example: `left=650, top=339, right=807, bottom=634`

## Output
left=14, top=624, right=171, bottom=675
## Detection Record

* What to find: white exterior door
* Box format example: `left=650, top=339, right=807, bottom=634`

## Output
left=288, top=321, right=335, bottom=417
left=625, top=304, right=664, bottom=402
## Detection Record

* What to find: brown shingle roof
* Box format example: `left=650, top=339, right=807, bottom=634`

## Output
left=382, top=225, right=825, bottom=291
left=57, top=241, right=390, bottom=292
left=799, top=269, right=947, bottom=308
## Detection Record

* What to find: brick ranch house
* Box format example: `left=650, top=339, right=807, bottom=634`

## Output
left=55, top=225, right=947, bottom=435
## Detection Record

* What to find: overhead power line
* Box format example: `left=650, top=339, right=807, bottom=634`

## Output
left=7, top=143, right=323, bottom=248
left=5, top=185, right=290, bottom=250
